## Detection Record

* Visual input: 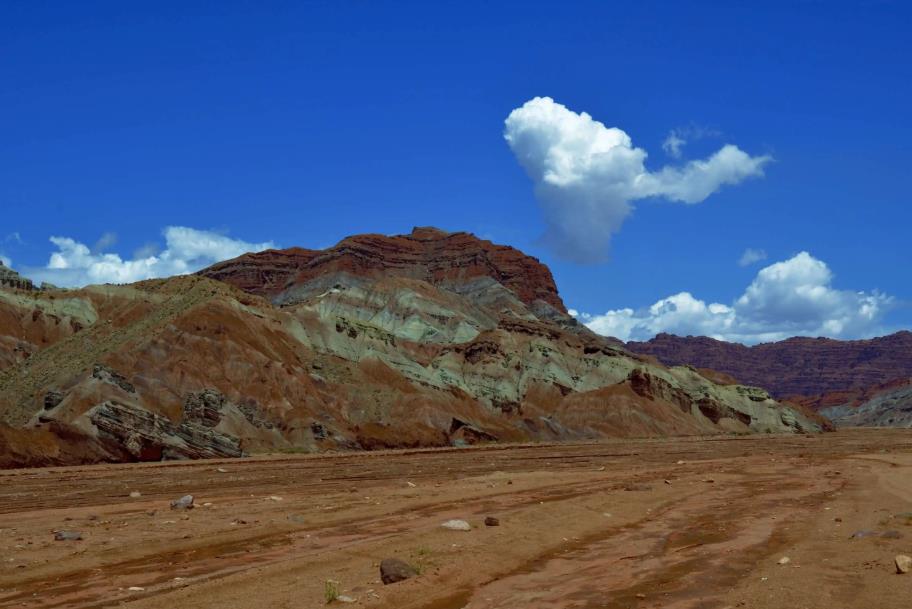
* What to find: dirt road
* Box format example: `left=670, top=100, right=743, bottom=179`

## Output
left=3, top=429, right=912, bottom=608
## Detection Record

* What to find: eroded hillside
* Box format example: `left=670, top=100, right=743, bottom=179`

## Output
left=0, top=228, right=825, bottom=467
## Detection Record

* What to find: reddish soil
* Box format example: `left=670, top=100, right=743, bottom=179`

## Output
left=3, top=429, right=912, bottom=608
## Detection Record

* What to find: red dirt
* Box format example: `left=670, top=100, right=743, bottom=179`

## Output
left=2, top=429, right=912, bottom=609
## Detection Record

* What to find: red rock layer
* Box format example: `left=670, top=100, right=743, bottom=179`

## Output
left=200, top=227, right=567, bottom=313
left=627, top=331, right=912, bottom=398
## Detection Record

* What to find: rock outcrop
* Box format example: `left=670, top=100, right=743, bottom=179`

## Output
left=627, top=332, right=912, bottom=398
left=0, top=262, right=34, bottom=291
left=0, top=228, right=824, bottom=467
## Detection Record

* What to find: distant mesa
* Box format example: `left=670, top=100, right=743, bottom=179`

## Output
left=627, top=331, right=912, bottom=398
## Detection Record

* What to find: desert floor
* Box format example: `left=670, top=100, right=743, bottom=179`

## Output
left=3, top=429, right=912, bottom=609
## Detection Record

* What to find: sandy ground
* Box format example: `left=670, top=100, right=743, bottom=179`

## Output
left=3, top=429, right=912, bottom=609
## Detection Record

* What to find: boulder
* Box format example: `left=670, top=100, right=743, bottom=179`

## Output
left=380, top=558, right=417, bottom=585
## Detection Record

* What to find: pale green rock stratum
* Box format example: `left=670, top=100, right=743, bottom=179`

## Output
left=0, top=228, right=826, bottom=467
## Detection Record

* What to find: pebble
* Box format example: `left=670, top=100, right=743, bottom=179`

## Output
left=895, top=555, right=912, bottom=574
left=778, top=556, right=791, bottom=565
left=441, top=519, right=472, bottom=531
left=484, top=516, right=500, bottom=527
left=53, top=530, right=82, bottom=541
left=129, top=491, right=141, bottom=498
left=127, top=586, right=144, bottom=592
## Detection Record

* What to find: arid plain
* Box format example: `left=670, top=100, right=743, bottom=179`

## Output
left=3, top=429, right=912, bottom=609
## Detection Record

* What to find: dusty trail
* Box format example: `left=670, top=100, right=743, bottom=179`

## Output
left=2, top=429, right=912, bottom=609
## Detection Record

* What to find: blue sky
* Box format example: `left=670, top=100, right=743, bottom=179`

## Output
left=1, top=1, right=909, bottom=343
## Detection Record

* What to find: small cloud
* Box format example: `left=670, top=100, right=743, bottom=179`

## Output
left=738, top=248, right=768, bottom=267
left=92, top=232, right=118, bottom=254
left=662, top=132, right=686, bottom=158
left=577, top=252, right=892, bottom=344
left=5, top=232, right=24, bottom=245
left=25, top=226, right=275, bottom=288
left=504, top=97, right=771, bottom=262
left=0, top=254, right=11, bottom=267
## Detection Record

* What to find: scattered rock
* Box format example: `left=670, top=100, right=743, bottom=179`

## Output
left=441, top=519, right=471, bottom=531
left=335, top=595, right=356, bottom=603
left=170, top=495, right=194, bottom=510
left=778, top=556, right=791, bottom=565
left=484, top=516, right=500, bottom=527
left=676, top=460, right=686, bottom=465
left=703, top=478, right=716, bottom=483
left=406, top=481, right=417, bottom=488
left=127, top=586, right=145, bottom=592
left=267, top=495, right=283, bottom=502
left=129, top=491, right=141, bottom=498
left=217, top=467, right=229, bottom=473
left=380, top=558, right=418, bottom=584
left=53, top=530, right=82, bottom=541
left=896, top=555, right=912, bottom=574
left=664, top=479, right=672, bottom=485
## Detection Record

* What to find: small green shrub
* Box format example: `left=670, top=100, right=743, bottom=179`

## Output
left=324, top=579, right=340, bottom=604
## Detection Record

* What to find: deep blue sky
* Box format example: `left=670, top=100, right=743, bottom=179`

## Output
left=2, top=1, right=910, bottom=339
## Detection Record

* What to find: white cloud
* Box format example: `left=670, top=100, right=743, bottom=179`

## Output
left=662, top=132, right=685, bottom=158
left=0, top=255, right=10, bottom=267
left=578, top=252, right=892, bottom=344
left=26, top=226, right=275, bottom=288
left=738, top=248, right=767, bottom=267
left=504, top=97, right=771, bottom=262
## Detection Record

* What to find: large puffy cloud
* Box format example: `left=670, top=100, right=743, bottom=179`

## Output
left=28, top=226, right=275, bottom=287
left=504, top=97, right=771, bottom=262
left=576, top=252, right=892, bottom=344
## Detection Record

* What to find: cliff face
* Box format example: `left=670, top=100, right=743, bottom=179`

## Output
left=627, top=332, right=912, bottom=398
left=0, top=229, right=823, bottom=467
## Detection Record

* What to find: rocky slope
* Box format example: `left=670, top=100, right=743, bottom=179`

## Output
left=791, top=378, right=912, bottom=428
left=627, top=332, right=912, bottom=398
left=0, top=228, right=824, bottom=467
